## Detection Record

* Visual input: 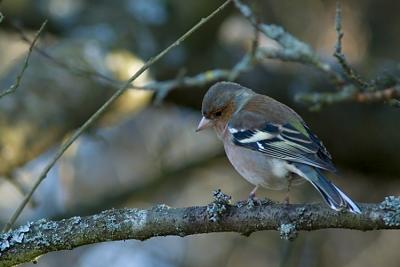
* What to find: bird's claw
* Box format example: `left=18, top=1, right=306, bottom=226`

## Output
left=247, top=195, right=262, bottom=208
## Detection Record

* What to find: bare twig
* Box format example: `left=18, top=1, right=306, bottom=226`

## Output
left=4, top=1, right=397, bottom=112
left=1, top=194, right=400, bottom=266
left=8, top=21, right=126, bottom=86
left=296, top=85, right=400, bottom=110
left=355, top=86, right=400, bottom=103
left=295, top=85, right=358, bottom=110
left=0, top=20, right=47, bottom=99
left=295, top=2, right=399, bottom=109
left=10, top=14, right=256, bottom=104
left=150, top=49, right=257, bottom=103
left=2, top=0, right=233, bottom=233
left=8, top=21, right=155, bottom=93
left=9, top=14, right=253, bottom=103
left=333, top=1, right=369, bottom=88
left=231, top=0, right=398, bottom=108
left=233, top=0, right=343, bottom=84
left=250, top=18, right=260, bottom=60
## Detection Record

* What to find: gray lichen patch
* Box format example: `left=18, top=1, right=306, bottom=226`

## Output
left=212, top=189, right=231, bottom=204
left=39, top=220, right=58, bottom=231
left=278, top=223, right=298, bottom=241
left=0, top=239, right=10, bottom=254
left=260, top=24, right=313, bottom=59
left=152, top=204, right=171, bottom=213
left=0, top=221, right=32, bottom=256
left=123, top=209, right=148, bottom=230
left=248, top=198, right=274, bottom=210
left=235, top=197, right=274, bottom=210
left=70, top=216, right=82, bottom=225
left=379, top=196, right=400, bottom=226
left=207, top=189, right=231, bottom=222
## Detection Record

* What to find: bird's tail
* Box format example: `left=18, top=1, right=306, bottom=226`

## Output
left=293, top=163, right=361, bottom=214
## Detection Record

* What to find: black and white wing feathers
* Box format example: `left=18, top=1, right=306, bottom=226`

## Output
left=229, top=122, right=336, bottom=172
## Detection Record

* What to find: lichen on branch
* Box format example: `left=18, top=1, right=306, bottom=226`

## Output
left=1, top=193, right=400, bottom=266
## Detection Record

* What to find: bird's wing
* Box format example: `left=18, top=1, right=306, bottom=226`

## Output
left=228, top=110, right=336, bottom=172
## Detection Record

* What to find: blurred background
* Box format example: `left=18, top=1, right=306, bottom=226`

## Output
left=0, top=0, right=399, bottom=266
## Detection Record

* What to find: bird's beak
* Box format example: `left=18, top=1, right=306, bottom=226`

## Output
left=196, top=116, right=212, bottom=132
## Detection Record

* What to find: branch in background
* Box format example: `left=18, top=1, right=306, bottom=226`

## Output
left=9, top=20, right=132, bottom=89
left=9, top=16, right=257, bottom=105
left=233, top=0, right=343, bottom=84
left=234, top=0, right=400, bottom=109
left=1, top=192, right=400, bottom=266
left=152, top=48, right=257, bottom=103
left=0, top=12, right=3, bottom=24
left=355, top=87, right=400, bottom=104
left=296, top=1, right=400, bottom=110
left=333, top=2, right=369, bottom=89
left=296, top=85, right=400, bottom=110
left=0, top=1, right=254, bottom=181
left=8, top=0, right=397, bottom=110
left=8, top=0, right=342, bottom=99
left=2, top=0, right=233, bottom=233
left=295, top=85, right=356, bottom=110
left=0, top=20, right=47, bottom=99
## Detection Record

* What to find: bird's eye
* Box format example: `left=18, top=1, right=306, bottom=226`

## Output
left=215, top=111, right=222, bottom=117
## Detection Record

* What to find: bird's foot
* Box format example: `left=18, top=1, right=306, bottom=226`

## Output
left=248, top=191, right=256, bottom=200
left=284, top=177, right=293, bottom=205
left=247, top=193, right=263, bottom=208
left=284, top=195, right=290, bottom=205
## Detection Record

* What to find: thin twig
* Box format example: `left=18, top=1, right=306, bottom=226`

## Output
left=233, top=0, right=343, bottom=84
left=0, top=20, right=47, bottom=99
left=8, top=21, right=145, bottom=89
left=296, top=2, right=399, bottom=109
left=295, top=84, right=358, bottom=110
left=10, top=19, right=251, bottom=102
left=250, top=18, right=260, bottom=60
left=149, top=49, right=256, bottom=103
left=355, top=86, right=400, bottom=103
left=333, top=1, right=369, bottom=88
left=296, top=85, right=400, bottom=110
left=232, top=0, right=398, bottom=108
left=2, top=0, right=233, bottom=233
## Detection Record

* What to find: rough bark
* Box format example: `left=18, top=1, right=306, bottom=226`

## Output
left=1, top=195, right=399, bottom=266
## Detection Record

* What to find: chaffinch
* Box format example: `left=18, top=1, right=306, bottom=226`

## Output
left=197, top=81, right=361, bottom=214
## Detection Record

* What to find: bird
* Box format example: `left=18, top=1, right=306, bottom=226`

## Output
left=196, top=81, right=361, bottom=214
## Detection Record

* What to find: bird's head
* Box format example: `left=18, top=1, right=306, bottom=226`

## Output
left=196, top=81, right=253, bottom=132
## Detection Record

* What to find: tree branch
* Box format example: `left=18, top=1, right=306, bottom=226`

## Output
left=2, top=0, right=233, bottom=233
left=296, top=85, right=400, bottom=110
left=233, top=0, right=400, bottom=109
left=333, top=1, right=369, bottom=89
left=8, top=20, right=133, bottom=89
left=0, top=20, right=47, bottom=99
left=148, top=50, right=256, bottom=103
left=1, top=193, right=399, bottom=266
left=233, top=0, right=343, bottom=84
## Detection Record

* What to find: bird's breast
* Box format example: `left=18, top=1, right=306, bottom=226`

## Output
left=223, top=137, right=303, bottom=190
